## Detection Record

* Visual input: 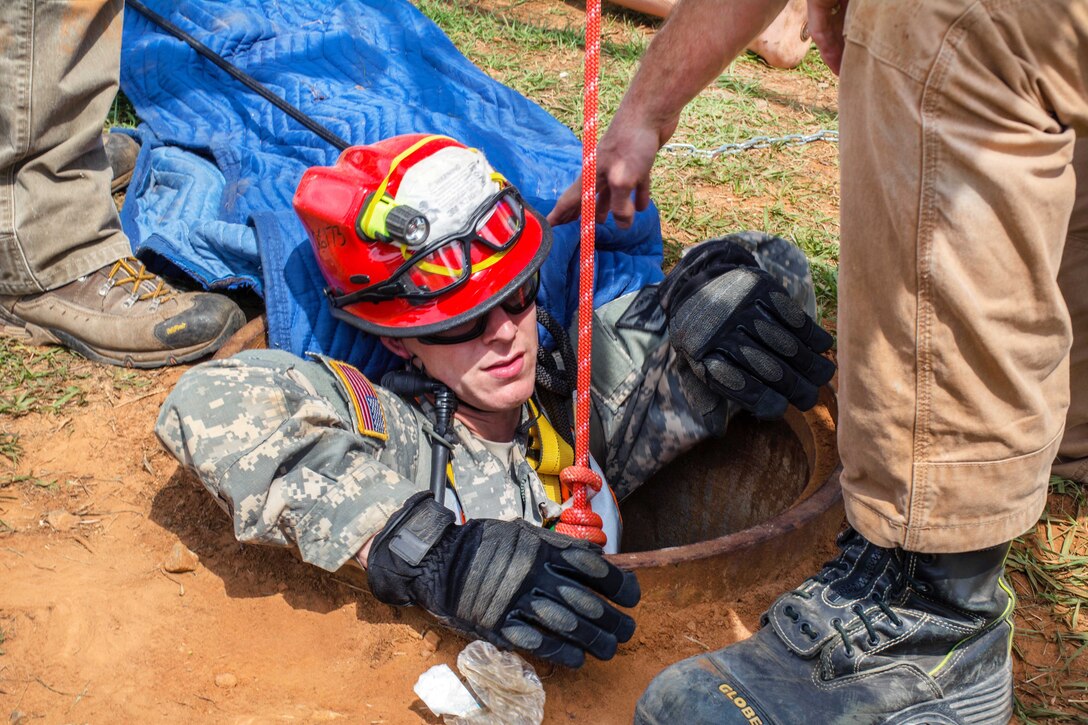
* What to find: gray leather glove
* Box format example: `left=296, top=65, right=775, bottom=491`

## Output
left=661, top=236, right=835, bottom=420
left=367, top=492, right=641, bottom=668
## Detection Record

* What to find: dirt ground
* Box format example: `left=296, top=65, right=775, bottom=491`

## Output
left=2, top=1, right=1086, bottom=723
left=1, top=356, right=1085, bottom=724
left=0, top=357, right=833, bottom=723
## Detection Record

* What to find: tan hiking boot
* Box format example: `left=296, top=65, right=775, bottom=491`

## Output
left=0, top=257, right=245, bottom=368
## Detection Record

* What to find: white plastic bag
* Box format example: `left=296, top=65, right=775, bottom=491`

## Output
left=415, top=640, right=545, bottom=725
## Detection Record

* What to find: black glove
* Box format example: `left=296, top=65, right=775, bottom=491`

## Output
left=367, top=492, right=640, bottom=668
left=660, top=236, right=835, bottom=420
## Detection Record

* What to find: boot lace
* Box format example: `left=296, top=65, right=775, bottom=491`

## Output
left=784, top=530, right=911, bottom=655
left=816, top=592, right=906, bottom=657
left=789, top=529, right=861, bottom=598
left=104, top=257, right=175, bottom=304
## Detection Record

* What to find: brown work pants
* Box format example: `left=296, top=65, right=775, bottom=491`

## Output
left=837, top=0, right=1088, bottom=552
left=0, top=0, right=130, bottom=295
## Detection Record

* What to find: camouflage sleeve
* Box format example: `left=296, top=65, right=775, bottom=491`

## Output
left=585, top=290, right=735, bottom=501
left=154, top=349, right=426, bottom=572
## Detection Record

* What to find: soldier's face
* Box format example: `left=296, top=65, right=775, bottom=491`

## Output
left=391, top=302, right=539, bottom=415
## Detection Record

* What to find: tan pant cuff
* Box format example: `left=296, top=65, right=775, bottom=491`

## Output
left=844, top=432, right=1059, bottom=553
left=846, top=491, right=1045, bottom=554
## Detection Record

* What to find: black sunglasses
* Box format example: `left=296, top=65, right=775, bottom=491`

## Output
left=417, top=273, right=540, bottom=345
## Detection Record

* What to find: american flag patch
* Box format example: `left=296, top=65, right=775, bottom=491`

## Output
left=325, top=359, right=388, bottom=441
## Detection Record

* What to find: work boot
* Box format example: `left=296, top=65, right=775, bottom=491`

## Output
left=635, top=529, right=1015, bottom=725
left=0, top=257, right=245, bottom=368
left=104, top=131, right=140, bottom=193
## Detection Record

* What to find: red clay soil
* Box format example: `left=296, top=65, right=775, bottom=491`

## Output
left=0, top=360, right=834, bottom=723
left=2, top=2, right=1084, bottom=721
left=1, top=345, right=1084, bottom=723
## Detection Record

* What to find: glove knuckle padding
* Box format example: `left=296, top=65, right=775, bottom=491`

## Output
left=703, top=356, right=746, bottom=392
left=559, top=545, right=610, bottom=579
left=769, top=289, right=807, bottom=329
left=368, top=494, right=639, bottom=667
left=456, top=522, right=541, bottom=630
left=753, top=318, right=798, bottom=357
left=528, top=597, right=580, bottom=634
left=501, top=622, right=545, bottom=651
left=739, top=345, right=784, bottom=383
left=558, top=583, right=606, bottom=619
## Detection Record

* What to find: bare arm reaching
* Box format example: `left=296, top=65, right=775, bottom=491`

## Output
left=547, top=0, right=788, bottom=229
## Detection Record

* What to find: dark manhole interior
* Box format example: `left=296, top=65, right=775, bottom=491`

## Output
left=619, top=417, right=809, bottom=552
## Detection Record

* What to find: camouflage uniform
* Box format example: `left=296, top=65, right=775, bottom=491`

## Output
left=155, top=232, right=815, bottom=572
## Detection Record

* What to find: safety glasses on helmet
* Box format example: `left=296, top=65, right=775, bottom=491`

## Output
left=417, top=272, right=540, bottom=345
left=328, top=186, right=526, bottom=309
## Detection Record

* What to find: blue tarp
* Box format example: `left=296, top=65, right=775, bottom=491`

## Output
left=119, top=0, right=663, bottom=377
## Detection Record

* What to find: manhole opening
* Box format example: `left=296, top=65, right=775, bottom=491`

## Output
left=619, top=417, right=809, bottom=553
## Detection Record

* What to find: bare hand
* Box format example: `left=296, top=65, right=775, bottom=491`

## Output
left=806, top=0, right=848, bottom=75
left=547, top=114, right=675, bottom=229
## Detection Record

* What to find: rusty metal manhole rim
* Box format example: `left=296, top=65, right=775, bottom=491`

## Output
left=607, top=467, right=842, bottom=569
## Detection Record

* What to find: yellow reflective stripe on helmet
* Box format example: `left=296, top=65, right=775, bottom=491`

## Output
left=359, top=134, right=453, bottom=237
left=409, top=246, right=510, bottom=278
left=468, top=247, right=509, bottom=274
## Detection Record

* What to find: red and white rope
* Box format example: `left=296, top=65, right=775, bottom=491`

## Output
left=555, top=0, right=607, bottom=547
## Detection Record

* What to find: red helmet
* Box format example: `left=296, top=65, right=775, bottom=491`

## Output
left=293, top=134, right=552, bottom=338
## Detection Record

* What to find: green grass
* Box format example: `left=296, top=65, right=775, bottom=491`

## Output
left=413, top=0, right=841, bottom=323
left=1009, top=476, right=1088, bottom=723
left=415, top=0, right=647, bottom=132
left=111, top=369, right=153, bottom=392
left=107, top=91, right=139, bottom=130
left=0, top=337, right=90, bottom=417
left=0, top=473, right=58, bottom=492
left=0, top=432, right=20, bottom=465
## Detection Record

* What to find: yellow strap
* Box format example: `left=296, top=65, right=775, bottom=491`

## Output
left=526, top=399, right=574, bottom=503
left=360, top=134, right=453, bottom=236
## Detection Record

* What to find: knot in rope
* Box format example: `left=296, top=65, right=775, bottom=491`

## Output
left=560, top=464, right=602, bottom=493
left=555, top=464, right=606, bottom=547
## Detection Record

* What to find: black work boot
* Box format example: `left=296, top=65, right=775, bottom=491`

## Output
left=635, top=530, right=1014, bottom=725
left=0, top=257, right=245, bottom=368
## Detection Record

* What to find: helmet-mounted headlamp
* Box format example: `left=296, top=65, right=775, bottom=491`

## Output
left=358, top=194, right=430, bottom=248
left=330, top=185, right=527, bottom=307
left=293, top=133, right=552, bottom=339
